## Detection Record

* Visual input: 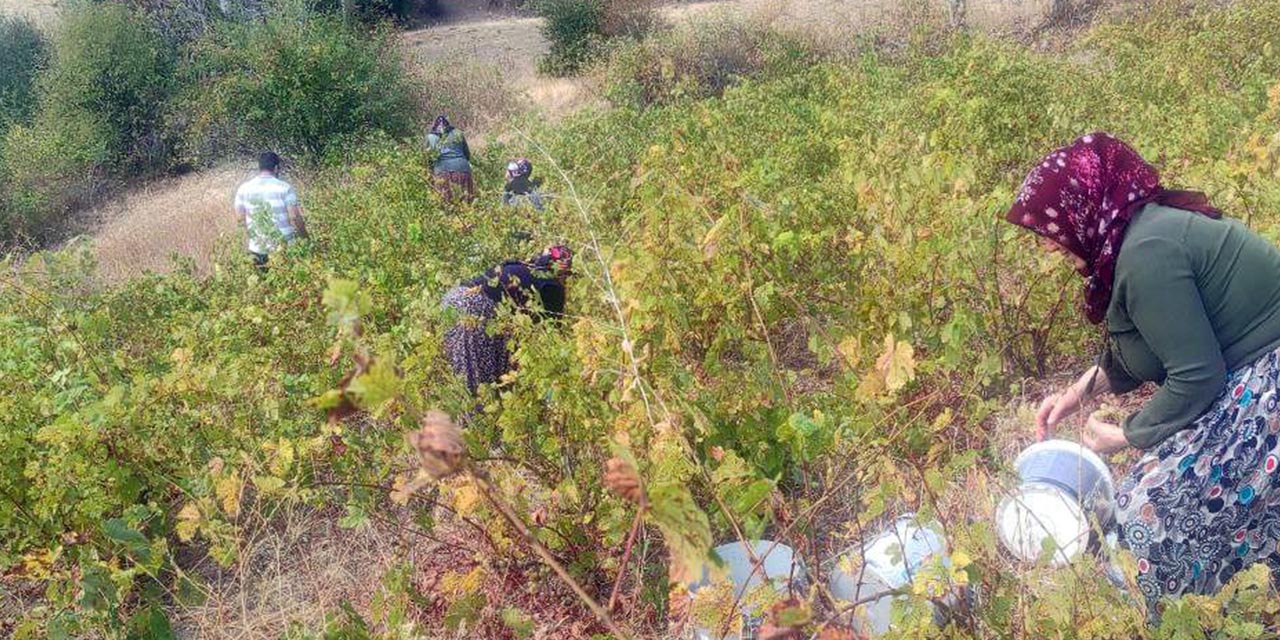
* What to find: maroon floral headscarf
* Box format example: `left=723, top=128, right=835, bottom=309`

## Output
left=1006, top=132, right=1221, bottom=324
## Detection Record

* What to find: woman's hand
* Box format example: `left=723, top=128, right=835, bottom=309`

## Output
left=1035, top=385, right=1085, bottom=440
left=1035, top=366, right=1111, bottom=440
left=1083, top=415, right=1129, bottom=454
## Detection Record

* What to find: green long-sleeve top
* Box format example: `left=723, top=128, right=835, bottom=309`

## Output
left=1098, top=204, right=1280, bottom=449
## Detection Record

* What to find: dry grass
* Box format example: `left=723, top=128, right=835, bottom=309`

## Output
left=0, top=0, right=60, bottom=27
left=172, top=506, right=429, bottom=639
left=85, top=167, right=251, bottom=285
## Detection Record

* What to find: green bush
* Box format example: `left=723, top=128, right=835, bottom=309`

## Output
left=0, top=14, right=48, bottom=137
left=0, top=3, right=173, bottom=247
left=179, top=6, right=416, bottom=160
left=314, top=0, right=420, bottom=25
left=39, top=3, right=175, bottom=174
left=536, top=0, right=606, bottom=76
left=598, top=15, right=809, bottom=108
left=0, top=115, right=112, bottom=247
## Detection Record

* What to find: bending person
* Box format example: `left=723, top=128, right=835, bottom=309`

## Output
left=502, top=158, right=545, bottom=211
left=1006, top=132, right=1280, bottom=611
left=442, top=246, right=573, bottom=395
left=426, top=114, right=475, bottom=204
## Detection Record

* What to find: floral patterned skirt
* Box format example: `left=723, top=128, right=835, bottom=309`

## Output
left=1116, top=345, right=1280, bottom=608
left=442, top=286, right=509, bottom=395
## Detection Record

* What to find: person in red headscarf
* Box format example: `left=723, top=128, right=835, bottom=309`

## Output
left=1007, top=132, right=1280, bottom=610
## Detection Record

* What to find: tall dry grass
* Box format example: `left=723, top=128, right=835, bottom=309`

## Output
left=170, top=506, right=427, bottom=639
left=86, top=166, right=251, bottom=284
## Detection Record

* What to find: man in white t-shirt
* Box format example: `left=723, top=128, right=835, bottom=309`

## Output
left=234, top=151, right=306, bottom=268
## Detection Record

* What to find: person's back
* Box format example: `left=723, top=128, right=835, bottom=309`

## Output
left=235, top=152, right=303, bottom=262
left=427, top=128, right=471, bottom=174
left=1114, top=205, right=1280, bottom=370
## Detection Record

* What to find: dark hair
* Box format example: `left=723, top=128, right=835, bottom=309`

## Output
left=259, top=151, right=281, bottom=172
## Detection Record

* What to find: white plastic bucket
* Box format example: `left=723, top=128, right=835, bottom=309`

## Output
left=996, top=439, right=1116, bottom=566
left=827, top=515, right=952, bottom=637
left=687, top=540, right=806, bottom=640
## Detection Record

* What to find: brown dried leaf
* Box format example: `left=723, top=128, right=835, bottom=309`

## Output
left=604, top=457, right=645, bottom=505
left=330, top=434, right=348, bottom=457
left=408, top=410, right=466, bottom=480
left=531, top=505, right=549, bottom=527
left=816, top=627, right=861, bottom=640
left=759, top=598, right=809, bottom=640
left=667, top=583, right=691, bottom=636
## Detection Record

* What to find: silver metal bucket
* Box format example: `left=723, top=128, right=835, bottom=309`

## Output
left=827, top=514, right=955, bottom=637
left=996, top=439, right=1116, bottom=566
left=687, top=540, right=806, bottom=640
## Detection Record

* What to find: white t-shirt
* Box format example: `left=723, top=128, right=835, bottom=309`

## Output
left=234, top=174, right=299, bottom=254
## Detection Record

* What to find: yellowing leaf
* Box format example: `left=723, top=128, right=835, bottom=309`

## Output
left=389, top=471, right=432, bottom=506
left=216, top=475, right=242, bottom=518
left=253, top=475, right=286, bottom=495
left=176, top=503, right=202, bottom=542
left=269, top=437, right=295, bottom=476
left=701, top=215, right=731, bottom=259
left=452, top=483, right=482, bottom=518
left=876, top=334, right=917, bottom=393
left=170, top=348, right=192, bottom=366
left=837, top=336, right=860, bottom=366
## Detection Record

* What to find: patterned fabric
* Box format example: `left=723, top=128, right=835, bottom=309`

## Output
left=1005, top=132, right=1220, bottom=323
left=433, top=170, right=475, bottom=203
left=1116, top=344, right=1280, bottom=608
left=506, top=157, right=532, bottom=180
left=442, top=286, right=510, bottom=394
left=234, top=174, right=300, bottom=254
left=432, top=114, right=452, bottom=135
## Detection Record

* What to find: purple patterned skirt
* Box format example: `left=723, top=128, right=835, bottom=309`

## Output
left=442, top=286, right=510, bottom=395
left=1117, top=345, right=1280, bottom=608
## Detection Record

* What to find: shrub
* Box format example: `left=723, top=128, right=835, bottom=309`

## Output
left=179, top=6, right=417, bottom=160
left=536, top=0, right=606, bottom=76
left=597, top=15, right=808, bottom=108
left=314, top=0, right=420, bottom=25
left=1, top=3, right=173, bottom=247
left=0, top=115, right=112, bottom=247
left=0, top=14, right=49, bottom=137
left=40, top=3, right=176, bottom=174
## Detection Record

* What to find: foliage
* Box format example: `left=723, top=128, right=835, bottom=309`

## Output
left=536, top=0, right=660, bottom=75
left=177, top=3, right=416, bottom=161
left=38, top=2, right=176, bottom=174
left=0, top=3, right=173, bottom=247
left=7, top=0, right=1280, bottom=636
left=0, top=13, right=48, bottom=137
left=313, top=0, right=421, bottom=25
left=536, top=0, right=606, bottom=76
left=596, top=14, right=811, bottom=108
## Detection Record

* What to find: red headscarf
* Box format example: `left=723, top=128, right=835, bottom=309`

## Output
left=1006, top=132, right=1221, bottom=324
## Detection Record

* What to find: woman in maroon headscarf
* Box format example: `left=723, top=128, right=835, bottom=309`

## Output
left=1007, top=132, right=1280, bottom=609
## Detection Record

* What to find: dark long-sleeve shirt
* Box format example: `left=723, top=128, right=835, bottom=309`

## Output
left=1099, top=204, right=1280, bottom=448
left=467, top=261, right=565, bottom=319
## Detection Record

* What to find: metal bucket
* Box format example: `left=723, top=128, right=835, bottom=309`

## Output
left=687, top=540, right=806, bottom=640
left=996, top=439, right=1116, bottom=566
left=828, top=515, right=953, bottom=637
